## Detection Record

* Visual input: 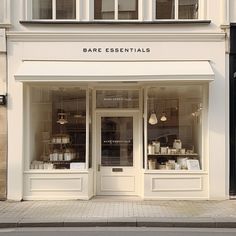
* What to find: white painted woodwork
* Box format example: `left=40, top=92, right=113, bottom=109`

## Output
left=144, top=172, right=208, bottom=199
left=96, top=111, right=140, bottom=196
left=6, top=0, right=229, bottom=200
left=23, top=171, right=94, bottom=200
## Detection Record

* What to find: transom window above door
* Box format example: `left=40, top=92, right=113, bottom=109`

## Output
left=94, top=0, right=139, bottom=20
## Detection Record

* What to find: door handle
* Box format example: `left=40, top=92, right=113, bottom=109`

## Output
left=98, top=164, right=101, bottom=172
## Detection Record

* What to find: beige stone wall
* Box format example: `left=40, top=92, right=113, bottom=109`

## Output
left=0, top=52, right=6, bottom=200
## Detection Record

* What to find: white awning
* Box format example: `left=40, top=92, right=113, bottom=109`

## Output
left=15, top=60, right=214, bottom=82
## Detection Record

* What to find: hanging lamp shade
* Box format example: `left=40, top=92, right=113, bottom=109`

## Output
left=148, top=112, right=158, bottom=125
left=57, top=112, right=68, bottom=125
left=160, top=112, right=167, bottom=122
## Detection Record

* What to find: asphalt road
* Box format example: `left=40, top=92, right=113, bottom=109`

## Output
left=1, top=227, right=236, bottom=236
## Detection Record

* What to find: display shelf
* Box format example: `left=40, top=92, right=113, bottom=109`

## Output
left=102, top=144, right=133, bottom=146
left=147, top=153, right=198, bottom=156
left=144, top=170, right=207, bottom=174
left=49, top=160, right=75, bottom=163
left=31, top=102, right=52, bottom=105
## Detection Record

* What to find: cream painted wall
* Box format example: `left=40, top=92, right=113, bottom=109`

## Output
left=6, top=0, right=229, bottom=200
left=230, top=0, right=236, bottom=22
left=8, top=0, right=227, bottom=32
left=0, top=53, right=6, bottom=94
left=7, top=37, right=227, bottom=200
left=7, top=42, right=24, bottom=201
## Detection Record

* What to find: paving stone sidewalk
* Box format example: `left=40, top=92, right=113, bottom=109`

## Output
left=1, top=197, right=236, bottom=228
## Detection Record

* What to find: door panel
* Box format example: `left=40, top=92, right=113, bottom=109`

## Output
left=96, top=112, right=139, bottom=195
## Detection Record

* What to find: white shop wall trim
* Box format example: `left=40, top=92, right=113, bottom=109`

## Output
left=15, top=60, right=214, bottom=82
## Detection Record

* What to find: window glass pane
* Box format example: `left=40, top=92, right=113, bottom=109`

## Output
left=96, top=90, right=139, bottom=109
left=29, top=87, right=87, bottom=170
left=56, top=0, right=76, bottom=19
left=179, top=0, right=198, bottom=19
left=32, top=0, right=52, bottom=19
left=156, top=0, right=175, bottom=19
left=101, top=117, right=133, bottom=166
left=94, top=0, right=115, bottom=20
left=118, top=0, right=138, bottom=20
left=147, top=85, right=203, bottom=170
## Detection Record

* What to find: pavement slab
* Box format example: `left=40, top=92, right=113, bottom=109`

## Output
left=0, top=198, right=236, bottom=228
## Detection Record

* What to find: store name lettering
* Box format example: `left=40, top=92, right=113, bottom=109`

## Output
left=82, top=47, right=151, bottom=53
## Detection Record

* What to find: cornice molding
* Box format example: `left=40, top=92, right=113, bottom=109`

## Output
left=6, top=31, right=226, bottom=42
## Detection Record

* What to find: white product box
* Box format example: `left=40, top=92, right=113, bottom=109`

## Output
left=70, top=162, right=86, bottom=170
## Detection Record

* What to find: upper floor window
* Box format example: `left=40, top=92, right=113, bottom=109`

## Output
left=32, top=0, right=76, bottom=20
left=28, top=0, right=203, bottom=21
left=156, top=0, right=198, bottom=20
left=94, top=0, right=139, bottom=20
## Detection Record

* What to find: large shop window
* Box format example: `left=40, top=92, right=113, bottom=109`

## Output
left=146, top=85, right=205, bottom=171
left=28, top=86, right=90, bottom=170
left=156, top=0, right=199, bottom=20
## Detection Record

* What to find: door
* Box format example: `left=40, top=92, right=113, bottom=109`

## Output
left=96, top=112, right=140, bottom=195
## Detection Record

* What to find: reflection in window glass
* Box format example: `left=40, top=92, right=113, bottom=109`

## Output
left=101, top=117, right=133, bottom=166
left=118, top=0, right=138, bottom=20
left=96, top=90, right=139, bottom=109
left=179, top=0, right=198, bottom=19
left=56, top=0, right=76, bottom=19
left=29, top=87, right=87, bottom=170
left=32, top=0, right=52, bottom=19
left=94, top=0, right=115, bottom=20
left=147, top=85, right=204, bottom=170
left=156, top=0, right=175, bottom=19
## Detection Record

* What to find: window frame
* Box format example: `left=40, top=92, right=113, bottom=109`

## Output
left=153, top=0, right=205, bottom=21
left=93, top=0, right=141, bottom=21
left=28, top=0, right=80, bottom=20
left=25, top=0, right=207, bottom=22
left=144, top=83, right=209, bottom=172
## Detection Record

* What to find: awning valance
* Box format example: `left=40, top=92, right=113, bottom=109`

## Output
left=15, top=60, right=214, bottom=82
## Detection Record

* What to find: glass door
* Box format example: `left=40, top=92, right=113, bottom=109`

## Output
left=96, top=112, right=140, bottom=195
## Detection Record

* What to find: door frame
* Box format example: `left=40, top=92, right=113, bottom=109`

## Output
left=95, top=110, right=141, bottom=195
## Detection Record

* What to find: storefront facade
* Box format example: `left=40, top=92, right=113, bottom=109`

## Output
left=7, top=0, right=228, bottom=200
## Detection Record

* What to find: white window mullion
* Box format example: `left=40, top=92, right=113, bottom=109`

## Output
left=175, top=0, right=178, bottom=20
left=115, top=0, right=118, bottom=20
left=52, top=0, right=56, bottom=19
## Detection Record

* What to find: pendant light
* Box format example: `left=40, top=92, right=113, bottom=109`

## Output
left=148, top=96, right=158, bottom=125
left=160, top=112, right=167, bottom=122
left=57, top=88, right=68, bottom=125
left=148, top=112, right=158, bottom=125
left=57, top=112, right=68, bottom=125
left=160, top=99, right=167, bottom=122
